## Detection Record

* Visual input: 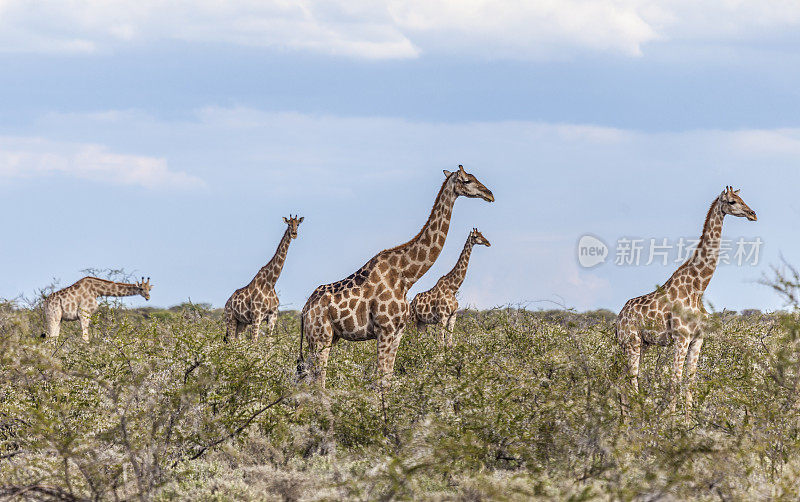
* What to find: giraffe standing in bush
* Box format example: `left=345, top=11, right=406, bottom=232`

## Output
left=224, top=215, right=303, bottom=342
left=410, top=228, right=491, bottom=346
left=616, top=186, right=757, bottom=418
left=300, top=165, right=494, bottom=388
left=44, top=277, right=153, bottom=341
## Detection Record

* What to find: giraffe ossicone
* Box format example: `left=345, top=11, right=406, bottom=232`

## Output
left=410, top=228, right=491, bottom=346
left=299, top=165, right=494, bottom=389
left=224, top=214, right=303, bottom=342
left=616, top=186, right=757, bottom=420
left=44, top=276, right=153, bottom=341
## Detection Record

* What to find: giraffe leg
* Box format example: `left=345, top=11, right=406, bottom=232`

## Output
left=306, top=314, right=334, bottom=388
left=684, top=337, right=704, bottom=419
left=668, top=333, right=691, bottom=416
left=78, top=312, right=91, bottom=342
left=438, top=318, right=448, bottom=346
left=434, top=306, right=451, bottom=346
left=266, top=311, right=278, bottom=336
left=376, top=325, right=405, bottom=389
left=315, top=343, right=333, bottom=388
left=445, top=314, right=457, bottom=347
left=45, top=304, right=61, bottom=339
left=47, top=318, right=61, bottom=340
left=617, top=327, right=642, bottom=420
left=224, top=314, right=238, bottom=342
left=250, top=320, right=262, bottom=342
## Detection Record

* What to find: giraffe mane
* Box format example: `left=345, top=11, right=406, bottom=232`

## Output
left=697, top=197, right=721, bottom=248
left=82, top=276, right=139, bottom=287
left=379, top=175, right=451, bottom=256
left=668, top=197, right=721, bottom=279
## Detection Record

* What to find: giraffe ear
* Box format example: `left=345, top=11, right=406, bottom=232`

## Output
left=443, top=169, right=452, bottom=178
left=734, top=189, right=740, bottom=194
left=283, top=217, right=289, bottom=224
left=298, top=217, right=304, bottom=223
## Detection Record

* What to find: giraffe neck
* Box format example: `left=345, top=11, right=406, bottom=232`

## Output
left=253, top=227, right=292, bottom=288
left=399, top=178, right=458, bottom=283
left=442, top=238, right=475, bottom=290
left=676, top=197, right=726, bottom=292
left=86, top=278, right=141, bottom=297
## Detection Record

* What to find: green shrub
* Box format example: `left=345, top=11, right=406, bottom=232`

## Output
left=1, top=284, right=799, bottom=500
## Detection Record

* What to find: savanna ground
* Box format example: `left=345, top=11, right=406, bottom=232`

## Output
left=2, top=267, right=800, bottom=501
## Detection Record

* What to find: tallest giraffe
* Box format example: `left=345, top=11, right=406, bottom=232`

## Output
left=300, top=165, right=494, bottom=388
left=616, top=186, right=757, bottom=419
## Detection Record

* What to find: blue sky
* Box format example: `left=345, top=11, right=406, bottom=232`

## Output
left=1, top=1, right=799, bottom=312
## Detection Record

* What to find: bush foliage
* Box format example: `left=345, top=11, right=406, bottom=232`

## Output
left=1, top=283, right=800, bottom=500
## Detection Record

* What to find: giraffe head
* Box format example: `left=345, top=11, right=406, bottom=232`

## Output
left=469, top=228, right=491, bottom=247
left=137, top=277, right=153, bottom=300
left=444, top=165, right=494, bottom=202
left=283, top=214, right=304, bottom=239
left=719, top=186, right=757, bottom=221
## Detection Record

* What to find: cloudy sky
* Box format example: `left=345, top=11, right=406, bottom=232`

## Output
left=1, top=0, right=799, bottom=312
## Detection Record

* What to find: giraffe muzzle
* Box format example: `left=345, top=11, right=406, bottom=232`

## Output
left=746, top=210, right=757, bottom=221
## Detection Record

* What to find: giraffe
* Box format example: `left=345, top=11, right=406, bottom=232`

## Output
left=299, top=165, right=494, bottom=388
left=410, top=228, right=491, bottom=346
left=43, top=276, right=153, bottom=341
left=616, top=186, right=757, bottom=419
left=224, top=215, right=303, bottom=342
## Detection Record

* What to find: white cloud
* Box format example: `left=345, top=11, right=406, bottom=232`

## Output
left=642, top=0, right=800, bottom=40
left=0, top=0, right=418, bottom=58
left=1, top=0, right=799, bottom=59
left=388, top=0, right=657, bottom=57
left=0, top=136, right=204, bottom=189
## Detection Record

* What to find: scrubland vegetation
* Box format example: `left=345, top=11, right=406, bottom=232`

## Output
left=2, top=270, right=800, bottom=500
